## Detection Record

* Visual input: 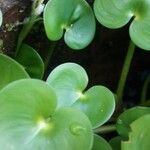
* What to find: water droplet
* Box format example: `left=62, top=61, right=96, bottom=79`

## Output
left=70, top=123, right=85, bottom=135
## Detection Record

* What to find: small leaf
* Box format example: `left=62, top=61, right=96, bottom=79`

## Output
left=0, top=9, right=2, bottom=27
left=16, top=44, right=44, bottom=79
left=0, top=79, right=93, bottom=150
left=116, top=106, right=150, bottom=138
left=46, top=63, right=88, bottom=108
left=44, top=0, right=95, bottom=49
left=72, top=86, right=115, bottom=128
left=92, top=134, right=112, bottom=150
left=94, top=0, right=150, bottom=50
left=109, top=136, right=123, bottom=150
left=0, top=54, right=29, bottom=90
left=122, top=114, right=150, bottom=150
left=47, top=63, right=115, bottom=128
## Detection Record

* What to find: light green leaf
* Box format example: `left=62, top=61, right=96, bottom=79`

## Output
left=0, top=54, right=29, bottom=90
left=44, top=0, right=95, bottom=50
left=72, top=86, right=115, bottom=128
left=16, top=44, right=44, bottom=79
left=109, top=136, right=122, bottom=150
left=94, top=0, right=150, bottom=50
left=92, top=134, right=112, bottom=150
left=94, top=0, right=131, bottom=29
left=116, top=106, right=150, bottom=138
left=46, top=63, right=88, bottom=108
left=122, top=114, right=150, bottom=150
left=0, top=79, right=93, bottom=150
left=47, top=63, right=115, bottom=128
left=0, top=9, right=2, bottom=27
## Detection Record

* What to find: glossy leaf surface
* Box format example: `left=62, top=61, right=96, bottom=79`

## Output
left=16, top=44, right=44, bottom=79
left=92, top=134, right=112, bottom=150
left=73, top=86, right=115, bottom=128
left=0, top=54, right=29, bottom=90
left=0, top=9, right=2, bottom=27
left=47, top=63, right=115, bottom=128
left=46, top=63, right=88, bottom=108
left=44, top=0, right=95, bottom=49
left=94, top=0, right=150, bottom=50
left=0, top=79, right=93, bottom=150
left=122, top=114, right=150, bottom=150
left=116, top=106, right=150, bottom=138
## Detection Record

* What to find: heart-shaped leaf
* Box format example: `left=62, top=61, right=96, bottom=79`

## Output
left=47, top=63, right=115, bottom=128
left=94, top=0, right=150, bottom=50
left=116, top=106, right=150, bottom=138
left=0, top=79, right=93, bottom=150
left=0, top=54, right=29, bottom=90
left=16, top=44, right=44, bottom=79
left=92, top=134, right=112, bottom=150
left=44, top=0, right=96, bottom=50
left=0, top=9, right=2, bottom=27
left=46, top=63, right=88, bottom=108
left=109, top=136, right=123, bottom=150
left=72, top=86, right=115, bottom=128
left=122, top=114, right=150, bottom=150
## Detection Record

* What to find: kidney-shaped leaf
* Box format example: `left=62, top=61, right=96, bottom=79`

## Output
left=122, top=114, right=150, bottom=150
left=44, top=0, right=96, bottom=50
left=94, top=0, right=150, bottom=50
left=0, top=79, right=93, bottom=150
left=0, top=54, right=29, bottom=90
left=72, top=86, right=115, bottom=128
left=46, top=63, right=88, bottom=108
left=16, top=44, right=44, bottom=79
left=92, top=134, right=112, bottom=150
left=47, top=63, right=115, bottom=128
left=116, top=106, right=150, bottom=138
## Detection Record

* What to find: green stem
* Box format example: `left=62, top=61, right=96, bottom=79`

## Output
left=44, top=42, right=56, bottom=71
left=15, top=0, right=44, bottom=56
left=116, top=40, right=136, bottom=104
left=140, top=74, right=150, bottom=104
left=15, top=15, right=38, bottom=56
left=94, top=124, right=116, bottom=134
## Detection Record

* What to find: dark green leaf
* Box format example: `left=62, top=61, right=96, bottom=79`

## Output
left=16, top=44, right=44, bottom=79
left=109, top=136, right=122, bottom=150
left=44, top=0, right=95, bottom=49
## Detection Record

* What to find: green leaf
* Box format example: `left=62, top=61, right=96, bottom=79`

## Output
left=109, top=136, right=122, bottom=150
left=47, top=63, right=115, bottom=128
left=46, top=63, right=88, bottom=108
left=94, top=0, right=150, bottom=50
left=16, top=44, right=44, bottom=79
left=0, top=9, right=2, bottom=27
left=0, top=54, right=29, bottom=90
left=122, top=114, right=150, bottom=150
left=92, top=134, right=112, bottom=150
left=44, top=0, right=95, bottom=50
left=0, top=79, right=93, bottom=150
left=116, top=106, right=150, bottom=138
left=72, top=86, right=115, bottom=128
